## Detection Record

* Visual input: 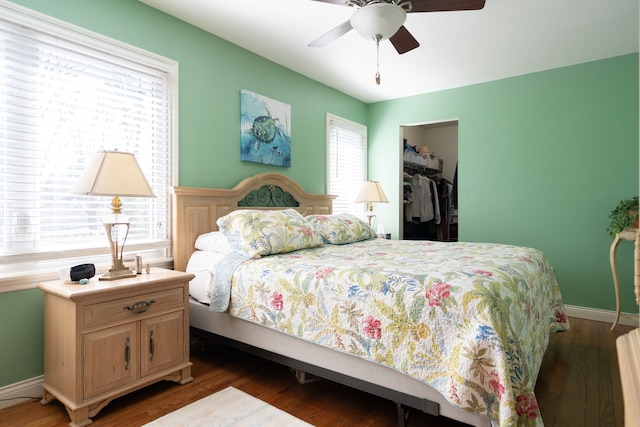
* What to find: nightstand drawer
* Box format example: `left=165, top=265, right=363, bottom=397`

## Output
left=83, top=287, right=184, bottom=327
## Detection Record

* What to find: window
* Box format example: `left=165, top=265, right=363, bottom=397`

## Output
left=0, top=3, right=177, bottom=282
left=326, top=114, right=367, bottom=217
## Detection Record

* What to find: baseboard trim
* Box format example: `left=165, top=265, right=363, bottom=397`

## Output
left=0, top=375, right=43, bottom=410
left=0, top=305, right=636, bottom=410
left=564, top=304, right=639, bottom=328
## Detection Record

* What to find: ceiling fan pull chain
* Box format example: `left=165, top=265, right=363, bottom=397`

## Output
left=375, top=34, right=381, bottom=85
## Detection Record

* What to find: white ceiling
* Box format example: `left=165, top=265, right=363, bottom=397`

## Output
left=139, top=0, right=638, bottom=104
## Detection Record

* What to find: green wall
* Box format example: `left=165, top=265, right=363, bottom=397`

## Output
left=369, top=53, right=638, bottom=314
left=1, top=0, right=638, bottom=390
left=0, top=289, right=44, bottom=386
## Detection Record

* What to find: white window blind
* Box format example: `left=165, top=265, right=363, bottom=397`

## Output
left=0, top=3, right=177, bottom=275
left=326, top=114, right=367, bottom=217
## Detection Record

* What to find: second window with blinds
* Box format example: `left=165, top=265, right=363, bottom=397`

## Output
left=326, top=114, right=367, bottom=218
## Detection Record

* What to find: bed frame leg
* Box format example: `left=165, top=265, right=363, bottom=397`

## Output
left=396, top=402, right=410, bottom=427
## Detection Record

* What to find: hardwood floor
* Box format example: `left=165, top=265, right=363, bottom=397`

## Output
left=0, top=317, right=634, bottom=427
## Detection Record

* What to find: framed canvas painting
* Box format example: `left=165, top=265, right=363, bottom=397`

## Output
left=240, top=90, right=291, bottom=167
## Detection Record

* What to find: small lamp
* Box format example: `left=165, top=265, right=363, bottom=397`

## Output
left=71, top=150, right=156, bottom=280
left=355, top=181, right=389, bottom=228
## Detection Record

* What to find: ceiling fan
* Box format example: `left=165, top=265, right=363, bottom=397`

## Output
left=309, top=0, right=486, bottom=84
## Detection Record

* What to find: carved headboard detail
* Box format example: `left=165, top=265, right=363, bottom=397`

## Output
left=169, top=172, right=335, bottom=272
left=238, top=184, right=300, bottom=208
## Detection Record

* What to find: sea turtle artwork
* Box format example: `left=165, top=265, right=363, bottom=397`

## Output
left=249, top=105, right=284, bottom=149
left=240, top=90, right=291, bottom=167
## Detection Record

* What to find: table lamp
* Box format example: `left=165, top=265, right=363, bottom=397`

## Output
left=71, top=150, right=156, bottom=280
left=355, top=180, right=388, bottom=228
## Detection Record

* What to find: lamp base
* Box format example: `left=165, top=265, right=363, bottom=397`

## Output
left=101, top=219, right=135, bottom=280
left=364, top=210, right=376, bottom=228
left=100, top=267, right=136, bottom=281
left=99, top=258, right=136, bottom=281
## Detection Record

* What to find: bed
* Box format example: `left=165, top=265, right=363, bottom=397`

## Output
left=170, top=172, right=569, bottom=427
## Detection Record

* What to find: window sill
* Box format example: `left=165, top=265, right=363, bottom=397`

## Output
left=0, top=258, right=174, bottom=293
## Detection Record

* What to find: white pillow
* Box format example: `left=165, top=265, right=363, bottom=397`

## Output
left=186, top=250, right=230, bottom=304
left=194, top=231, right=233, bottom=253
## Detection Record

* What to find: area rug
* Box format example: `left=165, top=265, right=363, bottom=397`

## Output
left=143, top=386, right=314, bottom=427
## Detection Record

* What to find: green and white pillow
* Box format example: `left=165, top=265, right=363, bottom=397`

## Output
left=305, top=213, right=376, bottom=245
left=217, top=209, right=323, bottom=258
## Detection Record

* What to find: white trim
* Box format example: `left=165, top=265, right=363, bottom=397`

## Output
left=0, top=375, right=43, bottom=410
left=564, top=304, right=639, bottom=327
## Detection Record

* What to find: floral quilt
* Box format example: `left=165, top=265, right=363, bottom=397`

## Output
left=214, top=239, right=569, bottom=426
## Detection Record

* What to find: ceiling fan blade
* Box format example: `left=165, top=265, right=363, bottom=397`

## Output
left=409, top=0, right=485, bottom=13
left=389, top=26, right=420, bottom=54
left=309, top=0, right=348, bottom=4
left=308, top=20, right=353, bottom=47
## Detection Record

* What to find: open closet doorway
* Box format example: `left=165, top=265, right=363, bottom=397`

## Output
left=400, top=120, right=458, bottom=241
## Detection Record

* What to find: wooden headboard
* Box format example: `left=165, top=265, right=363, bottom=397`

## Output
left=169, top=172, right=335, bottom=272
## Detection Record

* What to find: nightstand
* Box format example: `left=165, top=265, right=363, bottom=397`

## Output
left=38, top=268, right=194, bottom=427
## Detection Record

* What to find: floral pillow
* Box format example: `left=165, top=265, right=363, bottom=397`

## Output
left=216, top=209, right=323, bottom=258
left=305, top=213, right=376, bottom=245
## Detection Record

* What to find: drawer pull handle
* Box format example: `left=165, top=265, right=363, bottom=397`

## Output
left=149, top=330, right=154, bottom=362
left=124, top=337, right=130, bottom=370
left=124, top=300, right=156, bottom=314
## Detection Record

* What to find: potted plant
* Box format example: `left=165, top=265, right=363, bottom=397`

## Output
left=607, top=196, right=639, bottom=237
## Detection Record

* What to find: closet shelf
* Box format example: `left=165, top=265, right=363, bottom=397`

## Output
left=403, top=161, right=441, bottom=176
left=403, top=149, right=442, bottom=173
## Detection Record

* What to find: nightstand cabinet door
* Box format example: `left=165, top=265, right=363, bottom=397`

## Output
left=83, top=323, right=139, bottom=399
left=141, top=310, right=185, bottom=377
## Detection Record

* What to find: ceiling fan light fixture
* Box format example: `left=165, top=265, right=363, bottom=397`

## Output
left=350, top=3, right=406, bottom=41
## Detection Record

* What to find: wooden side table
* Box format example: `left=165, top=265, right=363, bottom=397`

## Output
left=609, top=228, right=639, bottom=330
left=38, top=268, right=194, bottom=426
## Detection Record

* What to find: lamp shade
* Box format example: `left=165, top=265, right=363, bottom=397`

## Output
left=355, top=181, right=389, bottom=204
left=350, top=3, right=406, bottom=41
left=71, top=150, right=156, bottom=198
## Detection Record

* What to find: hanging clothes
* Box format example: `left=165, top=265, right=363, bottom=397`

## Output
left=452, top=162, right=458, bottom=209
left=405, top=174, right=435, bottom=223
left=430, top=178, right=441, bottom=225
